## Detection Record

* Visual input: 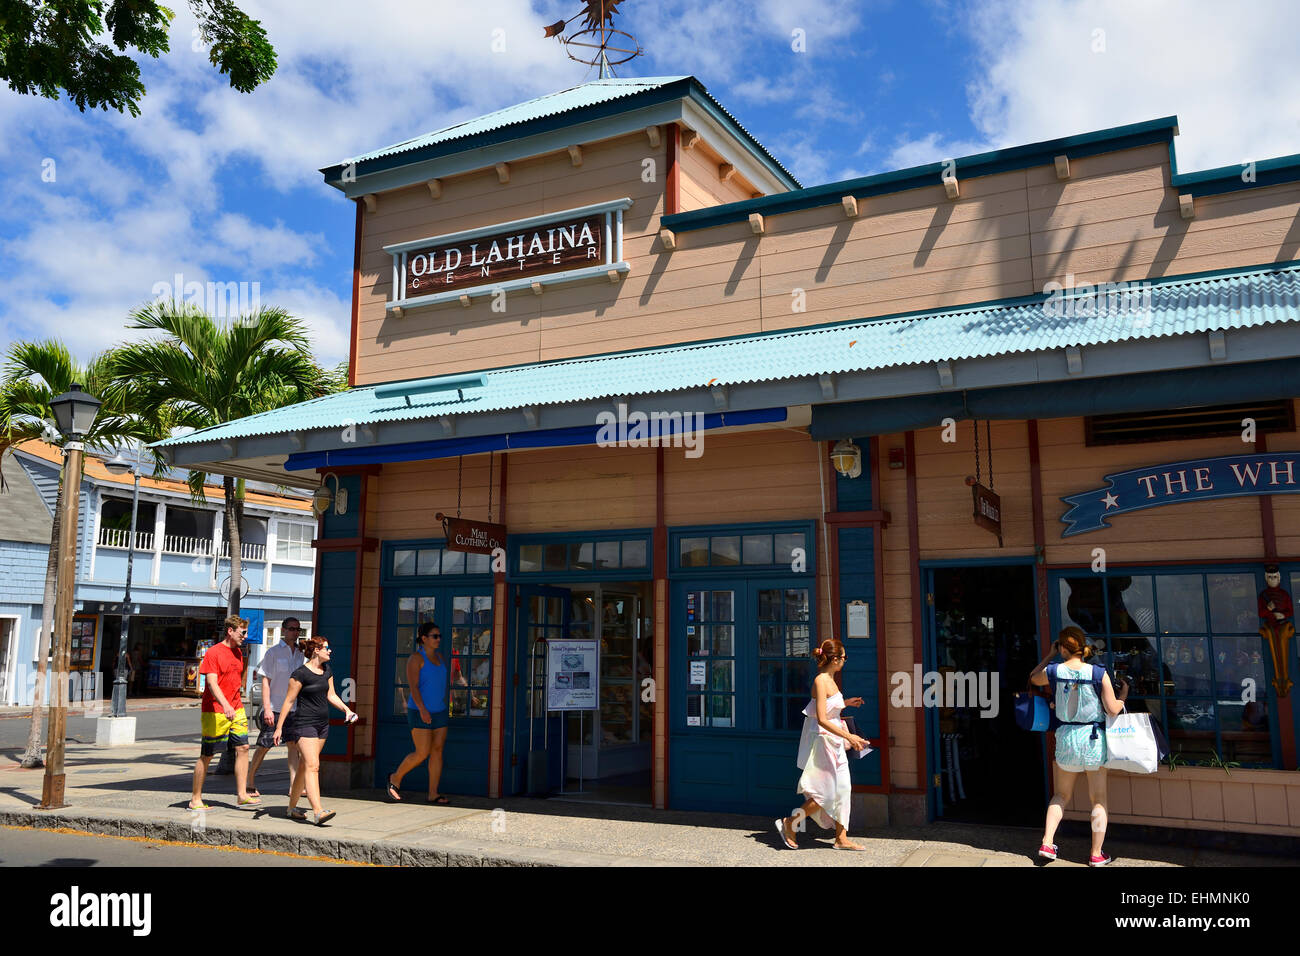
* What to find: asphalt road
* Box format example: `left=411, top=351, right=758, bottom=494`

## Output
left=0, top=826, right=355, bottom=866
left=0, top=707, right=201, bottom=751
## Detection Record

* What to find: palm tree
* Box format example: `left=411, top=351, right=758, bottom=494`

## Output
left=105, top=301, right=340, bottom=619
left=1, top=341, right=158, bottom=768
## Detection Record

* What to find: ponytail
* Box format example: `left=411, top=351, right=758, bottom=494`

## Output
left=813, top=639, right=845, bottom=668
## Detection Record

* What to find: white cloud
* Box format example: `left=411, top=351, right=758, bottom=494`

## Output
left=890, top=0, right=1300, bottom=172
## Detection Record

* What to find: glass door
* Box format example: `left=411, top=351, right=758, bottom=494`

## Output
left=509, top=586, right=569, bottom=795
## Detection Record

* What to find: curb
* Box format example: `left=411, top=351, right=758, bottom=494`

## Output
left=0, top=699, right=201, bottom=719
left=0, top=806, right=676, bottom=868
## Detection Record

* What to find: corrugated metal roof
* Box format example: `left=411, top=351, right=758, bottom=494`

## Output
left=333, top=75, right=800, bottom=187
left=348, top=77, right=689, bottom=163
left=156, top=262, right=1300, bottom=449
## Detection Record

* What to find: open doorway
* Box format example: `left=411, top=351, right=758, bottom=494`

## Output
left=927, top=563, right=1046, bottom=825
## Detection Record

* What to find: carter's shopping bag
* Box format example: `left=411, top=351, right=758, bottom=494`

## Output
left=1104, top=709, right=1160, bottom=774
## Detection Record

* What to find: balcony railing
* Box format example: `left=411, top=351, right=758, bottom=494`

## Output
left=161, top=534, right=214, bottom=556
left=218, top=541, right=267, bottom=562
left=97, top=527, right=155, bottom=551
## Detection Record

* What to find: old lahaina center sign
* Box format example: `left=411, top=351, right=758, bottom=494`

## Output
left=404, top=213, right=604, bottom=297
left=1060, top=452, right=1300, bottom=536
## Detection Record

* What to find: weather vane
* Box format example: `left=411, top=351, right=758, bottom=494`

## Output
left=543, top=1, right=642, bottom=78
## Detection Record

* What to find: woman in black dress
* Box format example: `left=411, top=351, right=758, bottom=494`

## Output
left=274, top=636, right=356, bottom=825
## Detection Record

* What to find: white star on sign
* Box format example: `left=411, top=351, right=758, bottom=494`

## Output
left=1101, top=492, right=1119, bottom=510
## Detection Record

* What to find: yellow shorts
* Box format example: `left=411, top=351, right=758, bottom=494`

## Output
left=201, top=708, right=249, bottom=755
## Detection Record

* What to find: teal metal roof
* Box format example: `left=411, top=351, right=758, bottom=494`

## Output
left=155, top=261, right=1300, bottom=449
left=321, top=76, right=801, bottom=189
left=348, top=77, right=690, bottom=164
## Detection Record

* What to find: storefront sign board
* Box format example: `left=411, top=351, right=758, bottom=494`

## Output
left=546, top=639, right=598, bottom=711
left=442, top=517, right=507, bottom=555
left=971, top=482, right=1002, bottom=541
left=1061, top=452, right=1300, bottom=536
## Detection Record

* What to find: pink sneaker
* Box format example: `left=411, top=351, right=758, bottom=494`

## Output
left=1089, top=852, right=1112, bottom=867
left=1037, top=843, right=1057, bottom=861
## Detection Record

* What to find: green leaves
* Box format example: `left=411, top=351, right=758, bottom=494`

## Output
left=0, top=0, right=275, bottom=116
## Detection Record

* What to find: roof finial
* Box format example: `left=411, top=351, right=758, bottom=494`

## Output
left=543, top=1, right=642, bottom=78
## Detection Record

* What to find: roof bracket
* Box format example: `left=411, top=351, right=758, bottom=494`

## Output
left=1054, top=155, right=1070, bottom=180
left=1065, top=345, right=1083, bottom=374
left=426, top=179, right=442, bottom=199
left=719, top=162, right=737, bottom=183
left=530, top=281, right=543, bottom=296
left=567, top=145, right=583, bottom=167
left=1208, top=329, right=1227, bottom=361
left=658, top=228, right=676, bottom=251
left=936, top=361, right=954, bottom=388
left=680, top=127, right=700, bottom=150
left=459, top=294, right=472, bottom=308
left=819, top=374, right=837, bottom=399
left=645, top=125, right=661, bottom=149
left=841, top=195, right=859, bottom=218
left=495, top=162, right=511, bottom=184
left=748, top=213, right=765, bottom=235
left=362, top=194, right=377, bottom=213
left=390, top=305, right=404, bottom=319
left=943, top=175, right=959, bottom=200
left=1179, top=193, right=1195, bottom=219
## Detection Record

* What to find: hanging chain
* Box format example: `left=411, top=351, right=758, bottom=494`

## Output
left=973, top=418, right=981, bottom=486
left=986, top=419, right=994, bottom=490
left=487, top=452, right=494, bottom=522
left=456, top=455, right=463, bottom=518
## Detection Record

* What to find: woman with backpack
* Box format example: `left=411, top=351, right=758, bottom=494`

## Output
left=1029, top=626, right=1128, bottom=866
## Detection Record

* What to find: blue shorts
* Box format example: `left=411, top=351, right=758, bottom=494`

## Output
left=407, top=708, right=449, bottom=731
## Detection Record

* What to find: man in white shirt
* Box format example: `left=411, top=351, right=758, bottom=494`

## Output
left=247, top=618, right=305, bottom=797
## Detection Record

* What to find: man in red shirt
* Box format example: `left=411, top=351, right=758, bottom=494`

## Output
left=189, top=616, right=261, bottom=811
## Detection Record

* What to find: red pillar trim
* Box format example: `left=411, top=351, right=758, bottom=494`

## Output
left=655, top=445, right=669, bottom=808
left=905, top=430, right=926, bottom=795
left=870, top=436, right=891, bottom=792
left=349, top=199, right=363, bottom=388
left=1028, top=420, right=1052, bottom=653
left=826, top=442, right=841, bottom=643
left=665, top=125, right=680, bottom=217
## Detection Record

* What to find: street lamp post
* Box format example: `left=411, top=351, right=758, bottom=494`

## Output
left=103, top=453, right=141, bottom=719
left=38, top=383, right=101, bottom=811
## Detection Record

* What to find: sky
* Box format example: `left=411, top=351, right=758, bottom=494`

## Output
left=2, top=0, right=1298, bottom=371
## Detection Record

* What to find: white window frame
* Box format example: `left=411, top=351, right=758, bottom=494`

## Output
left=274, top=521, right=316, bottom=564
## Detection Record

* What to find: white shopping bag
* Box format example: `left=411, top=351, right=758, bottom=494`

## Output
left=1104, top=709, right=1160, bottom=774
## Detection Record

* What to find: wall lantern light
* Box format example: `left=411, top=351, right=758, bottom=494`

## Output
left=830, top=439, right=862, bottom=479
left=311, top=473, right=348, bottom=517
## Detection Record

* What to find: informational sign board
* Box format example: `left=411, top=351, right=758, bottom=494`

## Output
left=546, top=640, right=598, bottom=711
left=971, top=482, right=1002, bottom=540
left=243, top=608, right=265, bottom=645
left=689, top=660, right=707, bottom=686
left=846, top=601, right=870, bottom=639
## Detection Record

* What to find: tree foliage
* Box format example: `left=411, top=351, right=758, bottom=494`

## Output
left=0, top=0, right=276, bottom=116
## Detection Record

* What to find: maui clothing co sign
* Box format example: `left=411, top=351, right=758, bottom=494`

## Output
left=1061, top=453, right=1300, bottom=536
left=384, top=197, right=632, bottom=312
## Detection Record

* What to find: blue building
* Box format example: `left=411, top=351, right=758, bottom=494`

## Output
left=0, top=441, right=316, bottom=707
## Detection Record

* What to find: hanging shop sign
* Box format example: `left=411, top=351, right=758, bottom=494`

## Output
left=383, top=197, right=632, bottom=311
left=970, top=482, right=1002, bottom=541
left=437, top=514, right=507, bottom=555
left=546, top=639, right=599, bottom=711
left=1060, top=453, right=1300, bottom=537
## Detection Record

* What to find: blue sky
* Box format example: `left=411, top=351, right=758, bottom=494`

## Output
left=2, top=0, right=1298, bottom=370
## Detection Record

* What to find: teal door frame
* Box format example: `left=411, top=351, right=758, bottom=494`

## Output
left=505, top=585, right=570, bottom=796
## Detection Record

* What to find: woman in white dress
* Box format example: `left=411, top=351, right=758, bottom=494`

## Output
left=776, top=639, right=869, bottom=850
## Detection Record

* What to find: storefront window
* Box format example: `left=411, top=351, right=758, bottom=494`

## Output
left=512, top=534, right=652, bottom=576
left=391, top=545, right=490, bottom=579
left=449, top=595, right=492, bottom=718
left=757, top=586, right=814, bottom=731
left=673, top=527, right=812, bottom=572
left=1054, top=569, right=1278, bottom=767
left=686, top=589, right=736, bottom=728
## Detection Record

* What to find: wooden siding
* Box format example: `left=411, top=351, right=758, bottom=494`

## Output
left=677, top=138, right=759, bottom=211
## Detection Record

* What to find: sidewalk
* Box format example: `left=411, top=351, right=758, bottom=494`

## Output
left=0, top=739, right=1292, bottom=867
left=0, top=696, right=198, bottom=718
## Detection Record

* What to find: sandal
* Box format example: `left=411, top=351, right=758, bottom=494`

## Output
left=429, top=794, right=450, bottom=805
left=288, top=807, right=308, bottom=821
left=236, top=796, right=262, bottom=811
left=313, top=810, right=337, bottom=826
left=188, top=801, right=212, bottom=811
left=386, top=777, right=401, bottom=802
left=774, top=818, right=797, bottom=850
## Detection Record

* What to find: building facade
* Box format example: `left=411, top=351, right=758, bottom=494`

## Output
left=158, top=77, right=1300, bottom=837
left=0, top=441, right=316, bottom=706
